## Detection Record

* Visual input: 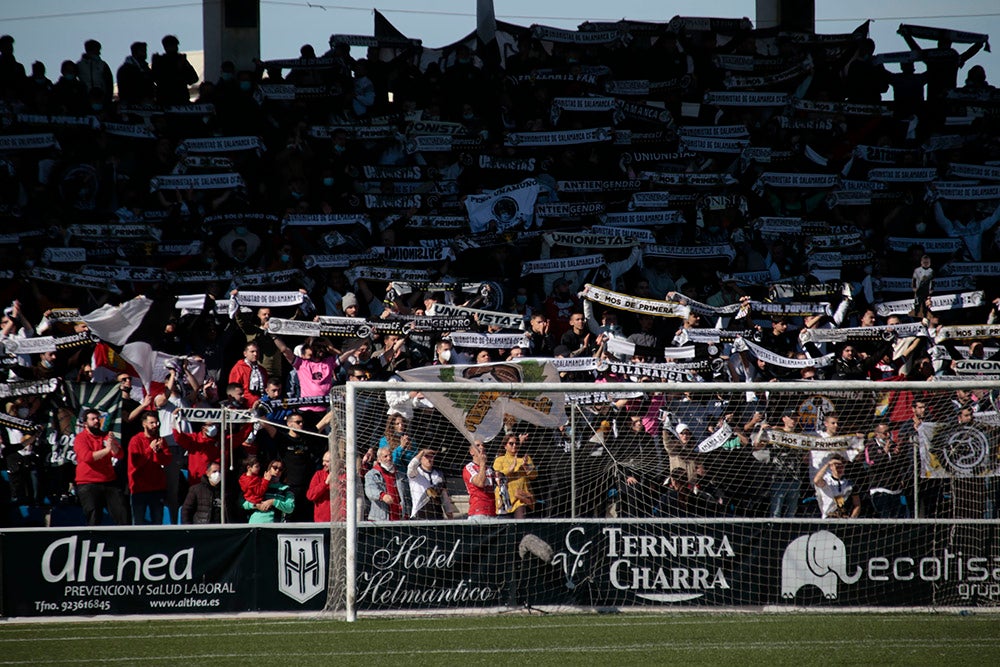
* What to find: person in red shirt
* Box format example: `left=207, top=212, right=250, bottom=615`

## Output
left=128, top=411, right=172, bottom=525
left=73, top=408, right=129, bottom=525
left=228, top=342, right=268, bottom=405
left=306, top=450, right=346, bottom=522
left=463, top=439, right=496, bottom=520
left=239, top=455, right=268, bottom=505
left=171, top=409, right=221, bottom=486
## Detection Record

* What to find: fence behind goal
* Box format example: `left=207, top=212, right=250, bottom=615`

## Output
left=327, top=376, right=1000, bottom=618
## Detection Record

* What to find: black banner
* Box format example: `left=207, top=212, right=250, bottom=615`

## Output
left=354, top=521, right=1000, bottom=610
left=1, top=527, right=328, bottom=616
left=5, top=522, right=999, bottom=616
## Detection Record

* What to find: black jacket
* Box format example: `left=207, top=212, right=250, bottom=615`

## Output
left=181, top=476, right=222, bottom=524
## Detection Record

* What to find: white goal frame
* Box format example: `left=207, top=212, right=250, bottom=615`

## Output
left=339, top=379, right=1000, bottom=621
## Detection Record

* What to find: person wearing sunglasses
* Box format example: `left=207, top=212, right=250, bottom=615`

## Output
left=243, top=458, right=295, bottom=524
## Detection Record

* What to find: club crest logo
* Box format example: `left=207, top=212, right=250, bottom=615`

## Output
left=277, top=534, right=325, bottom=604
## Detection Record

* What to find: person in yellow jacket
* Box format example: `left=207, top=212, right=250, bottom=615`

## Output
left=492, top=433, right=538, bottom=518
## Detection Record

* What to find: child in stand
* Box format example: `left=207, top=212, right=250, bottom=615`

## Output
left=912, top=254, right=933, bottom=318
left=239, top=454, right=268, bottom=505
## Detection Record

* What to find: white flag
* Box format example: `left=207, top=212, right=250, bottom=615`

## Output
left=464, top=179, right=539, bottom=234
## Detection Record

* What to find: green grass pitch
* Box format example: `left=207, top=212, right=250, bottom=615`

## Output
left=0, top=612, right=997, bottom=666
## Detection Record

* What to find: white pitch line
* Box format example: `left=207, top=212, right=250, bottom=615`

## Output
left=0, top=617, right=775, bottom=641
left=0, top=613, right=994, bottom=642
left=0, top=639, right=997, bottom=665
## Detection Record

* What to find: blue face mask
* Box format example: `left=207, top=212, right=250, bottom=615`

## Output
left=220, top=72, right=234, bottom=81
left=280, top=253, right=290, bottom=263
left=322, top=177, right=335, bottom=187
left=91, top=103, right=103, bottom=112
left=515, top=295, right=527, bottom=306
left=238, top=80, right=251, bottom=92
left=333, top=144, right=346, bottom=154
left=205, top=424, right=219, bottom=438
left=235, top=226, right=247, bottom=236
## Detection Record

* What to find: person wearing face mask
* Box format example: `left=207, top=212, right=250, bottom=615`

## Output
left=510, top=286, right=533, bottom=321
left=171, top=409, right=221, bottom=487
left=317, top=168, right=347, bottom=211
left=51, top=60, right=88, bottom=114
left=267, top=243, right=296, bottom=271
left=28, top=350, right=59, bottom=380
left=181, top=461, right=224, bottom=524
left=22, top=62, right=51, bottom=98
left=73, top=408, right=129, bottom=526
left=364, top=446, right=409, bottom=520
left=433, top=339, right=459, bottom=365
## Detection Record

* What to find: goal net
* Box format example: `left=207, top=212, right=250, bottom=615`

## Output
left=324, top=368, right=1000, bottom=616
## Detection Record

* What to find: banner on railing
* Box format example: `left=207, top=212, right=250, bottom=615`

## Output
left=1, top=527, right=328, bottom=617
left=6, top=522, right=999, bottom=616
left=353, top=521, right=1000, bottom=610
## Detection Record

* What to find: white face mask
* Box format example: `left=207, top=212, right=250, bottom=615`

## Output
left=208, top=471, right=221, bottom=485
left=439, top=349, right=452, bottom=363
left=205, top=424, right=219, bottom=438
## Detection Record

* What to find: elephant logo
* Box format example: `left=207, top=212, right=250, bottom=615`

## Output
left=781, top=530, right=861, bottom=600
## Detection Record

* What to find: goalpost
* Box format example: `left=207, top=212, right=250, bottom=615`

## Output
left=324, top=373, right=1000, bottom=619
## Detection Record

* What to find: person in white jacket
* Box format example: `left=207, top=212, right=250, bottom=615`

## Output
left=933, top=199, right=1000, bottom=262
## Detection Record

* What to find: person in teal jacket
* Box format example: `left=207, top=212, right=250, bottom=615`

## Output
left=244, top=460, right=296, bottom=523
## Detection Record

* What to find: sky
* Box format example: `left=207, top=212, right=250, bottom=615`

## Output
left=1, top=0, right=998, bottom=84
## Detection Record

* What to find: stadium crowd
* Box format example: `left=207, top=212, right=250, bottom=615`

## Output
left=1, top=14, right=999, bottom=526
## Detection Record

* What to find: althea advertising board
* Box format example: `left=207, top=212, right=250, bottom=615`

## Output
left=1, top=527, right=328, bottom=616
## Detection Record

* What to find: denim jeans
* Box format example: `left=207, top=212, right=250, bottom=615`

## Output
left=130, top=490, right=165, bottom=525
left=769, top=479, right=800, bottom=518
